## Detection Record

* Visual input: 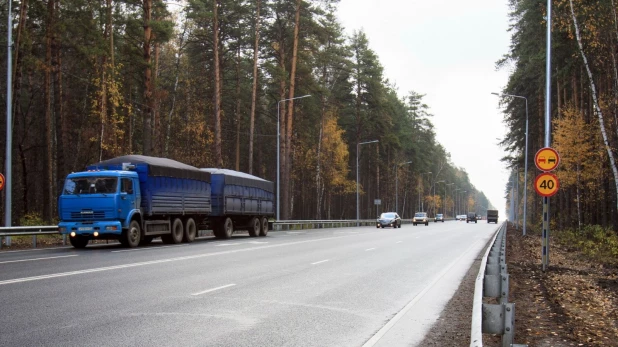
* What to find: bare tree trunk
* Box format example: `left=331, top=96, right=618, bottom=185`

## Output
left=235, top=45, right=241, bottom=171
left=165, top=18, right=188, bottom=156
left=44, top=0, right=55, bottom=221
left=570, top=0, right=618, bottom=213
left=315, top=101, right=324, bottom=219
left=53, top=4, right=64, bottom=194
left=142, top=0, right=153, bottom=156
left=248, top=0, right=261, bottom=174
left=282, top=0, right=302, bottom=219
left=213, top=0, right=223, bottom=167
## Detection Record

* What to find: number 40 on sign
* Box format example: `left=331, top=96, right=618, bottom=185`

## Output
left=534, top=172, right=559, bottom=197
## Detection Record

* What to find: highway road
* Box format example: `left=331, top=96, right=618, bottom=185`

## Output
left=0, top=221, right=498, bottom=347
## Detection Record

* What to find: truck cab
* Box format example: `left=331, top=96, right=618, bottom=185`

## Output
left=58, top=170, right=141, bottom=247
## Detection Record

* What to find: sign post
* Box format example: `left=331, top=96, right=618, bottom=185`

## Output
left=374, top=199, right=381, bottom=218
left=534, top=147, right=560, bottom=271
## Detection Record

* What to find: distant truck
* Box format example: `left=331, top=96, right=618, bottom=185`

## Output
left=58, top=155, right=274, bottom=248
left=466, top=212, right=477, bottom=223
left=487, top=210, right=499, bottom=224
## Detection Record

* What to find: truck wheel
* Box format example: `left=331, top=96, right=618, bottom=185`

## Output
left=70, top=236, right=89, bottom=249
left=170, top=218, right=184, bottom=243
left=259, top=217, right=268, bottom=236
left=183, top=218, right=197, bottom=243
left=248, top=217, right=261, bottom=237
left=222, top=217, right=233, bottom=239
left=122, top=220, right=142, bottom=248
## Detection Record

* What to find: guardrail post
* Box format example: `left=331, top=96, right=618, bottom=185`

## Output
left=33, top=234, right=37, bottom=248
left=502, top=303, right=515, bottom=347
left=62, top=234, right=66, bottom=246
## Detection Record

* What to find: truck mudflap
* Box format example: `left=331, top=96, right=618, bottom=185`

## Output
left=58, top=221, right=123, bottom=237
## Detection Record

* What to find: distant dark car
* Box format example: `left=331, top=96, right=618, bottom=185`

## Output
left=435, top=213, right=444, bottom=222
left=377, top=212, right=401, bottom=228
left=466, top=212, right=477, bottom=223
left=412, top=212, right=429, bottom=226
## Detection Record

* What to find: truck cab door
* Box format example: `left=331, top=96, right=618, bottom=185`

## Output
left=119, top=178, right=137, bottom=217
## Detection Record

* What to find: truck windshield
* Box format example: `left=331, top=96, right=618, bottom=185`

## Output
left=63, top=177, right=118, bottom=195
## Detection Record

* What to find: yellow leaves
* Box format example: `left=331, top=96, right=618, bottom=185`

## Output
left=553, top=105, right=603, bottom=188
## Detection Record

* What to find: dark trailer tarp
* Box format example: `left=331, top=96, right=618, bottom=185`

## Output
left=91, top=155, right=211, bottom=182
left=201, top=168, right=274, bottom=216
left=89, top=155, right=212, bottom=216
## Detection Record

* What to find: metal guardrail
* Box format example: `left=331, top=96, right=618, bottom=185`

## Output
left=470, top=222, right=527, bottom=347
left=1, top=219, right=430, bottom=249
left=0, top=226, right=65, bottom=249
left=272, top=219, right=418, bottom=231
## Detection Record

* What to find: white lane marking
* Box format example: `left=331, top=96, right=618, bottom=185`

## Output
left=287, top=232, right=306, bottom=234
left=310, top=259, right=330, bottom=265
left=248, top=241, right=268, bottom=244
left=361, top=237, right=485, bottom=347
left=396, top=241, right=402, bottom=244
left=0, top=246, right=74, bottom=254
left=365, top=248, right=376, bottom=251
left=0, top=254, right=78, bottom=265
left=111, top=244, right=188, bottom=253
left=191, top=283, right=236, bottom=296
left=0, top=234, right=353, bottom=286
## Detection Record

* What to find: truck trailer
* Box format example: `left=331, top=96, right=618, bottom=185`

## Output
left=58, top=155, right=212, bottom=248
left=200, top=168, right=274, bottom=239
left=487, top=209, right=499, bottom=224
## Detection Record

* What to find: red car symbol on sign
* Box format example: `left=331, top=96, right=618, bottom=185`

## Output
left=538, top=156, right=546, bottom=164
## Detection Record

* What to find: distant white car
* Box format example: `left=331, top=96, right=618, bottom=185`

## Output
left=456, top=214, right=466, bottom=221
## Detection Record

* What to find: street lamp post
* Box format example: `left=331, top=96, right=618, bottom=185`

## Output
left=277, top=94, right=311, bottom=221
left=357, top=140, right=379, bottom=226
left=462, top=190, right=467, bottom=214
left=493, top=92, right=529, bottom=236
left=6, top=0, right=13, bottom=235
left=395, top=161, right=413, bottom=214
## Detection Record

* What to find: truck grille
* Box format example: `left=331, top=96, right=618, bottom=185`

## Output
left=69, top=210, right=106, bottom=219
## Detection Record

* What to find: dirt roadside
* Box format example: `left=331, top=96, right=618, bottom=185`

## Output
left=418, top=223, right=618, bottom=347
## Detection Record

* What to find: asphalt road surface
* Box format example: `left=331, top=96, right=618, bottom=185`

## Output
left=0, top=220, right=498, bottom=347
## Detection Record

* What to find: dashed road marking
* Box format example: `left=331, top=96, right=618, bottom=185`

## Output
left=191, top=283, right=236, bottom=296
left=311, top=259, right=330, bottom=265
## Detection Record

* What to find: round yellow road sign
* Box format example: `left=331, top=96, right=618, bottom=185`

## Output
left=534, top=147, right=560, bottom=172
left=0, top=173, right=5, bottom=191
left=534, top=172, right=559, bottom=197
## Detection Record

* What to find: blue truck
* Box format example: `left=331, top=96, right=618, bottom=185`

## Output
left=58, top=155, right=274, bottom=248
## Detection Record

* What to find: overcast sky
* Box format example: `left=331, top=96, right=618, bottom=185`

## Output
left=337, top=0, right=513, bottom=215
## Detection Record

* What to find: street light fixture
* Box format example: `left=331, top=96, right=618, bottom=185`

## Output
left=395, top=161, right=413, bottom=215
left=277, top=94, right=311, bottom=220
left=357, top=140, right=379, bottom=226
left=419, top=171, right=432, bottom=212
left=493, top=92, right=529, bottom=236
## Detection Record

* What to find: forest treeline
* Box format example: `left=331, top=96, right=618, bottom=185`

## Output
left=500, top=0, right=618, bottom=230
left=0, top=0, right=491, bottom=224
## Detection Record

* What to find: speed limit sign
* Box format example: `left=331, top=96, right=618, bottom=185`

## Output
left=534, top=172, right=559, bottom=197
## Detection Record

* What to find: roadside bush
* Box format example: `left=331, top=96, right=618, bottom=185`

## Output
left=19, top=213, right=47, bottom=226
left=556, top=225, right=618, bottom=264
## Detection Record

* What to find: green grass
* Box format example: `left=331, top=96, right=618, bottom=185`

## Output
left=555, top=225, right=618, bottom=266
